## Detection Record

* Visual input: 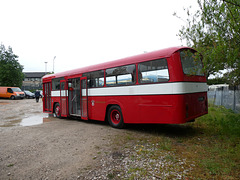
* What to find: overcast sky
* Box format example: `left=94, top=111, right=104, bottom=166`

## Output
left=0, top=0, right=198, bottom=73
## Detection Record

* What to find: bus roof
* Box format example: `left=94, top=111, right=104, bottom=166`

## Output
left=43, top=46, right=192, bottom=80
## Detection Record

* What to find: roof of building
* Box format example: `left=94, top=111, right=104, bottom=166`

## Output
left=24, top=72, right=49, bottom=78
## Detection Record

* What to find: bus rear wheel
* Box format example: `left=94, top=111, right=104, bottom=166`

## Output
left=108, top=105, right=124, bottom=129
left=54, top=103, right=61, bottom=118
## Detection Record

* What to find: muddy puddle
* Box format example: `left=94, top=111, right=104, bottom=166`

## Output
left=0, top=114, right=55, bottom=128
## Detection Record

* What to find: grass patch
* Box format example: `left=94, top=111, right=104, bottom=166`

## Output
left=197, top=105, right=240, bottom=138
left=109, top=106, right=240, bottom=179
left=107, top=173, right=115, bottom=179
left=184, top=105, right=240, bottom=179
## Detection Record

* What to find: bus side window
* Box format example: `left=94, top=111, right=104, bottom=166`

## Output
left=106, top=76, right=117, bottom=86
left=83, top=70, right=104, bottom=88
left=106, top=64, right=136, bottom=86
left=89, top=79, right=94, bottom=88
left=60, top=82, right=65, bottom=90
left=138, top=58, right=169, bottom=84
left=52, top=78, right=64, bottom=90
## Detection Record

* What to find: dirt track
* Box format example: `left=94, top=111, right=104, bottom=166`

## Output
left=0, top=99, right=123, bottom=179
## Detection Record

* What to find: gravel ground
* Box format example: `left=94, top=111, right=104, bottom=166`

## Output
left=0, top=99, right=121, bottom=179
left=80, top=143, right=194, bottom=180
left=0, top=99, right=194, bottom=179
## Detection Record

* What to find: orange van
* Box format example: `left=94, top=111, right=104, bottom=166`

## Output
left=0, top=87, right=25, bottom=100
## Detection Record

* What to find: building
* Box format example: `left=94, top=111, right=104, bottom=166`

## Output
left=22, top=72, right=49, bottom=90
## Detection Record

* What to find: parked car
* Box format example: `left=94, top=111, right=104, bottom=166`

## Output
left=24, top=90, right=35, bottom=99
left=0, top=86, right=25, bottom=100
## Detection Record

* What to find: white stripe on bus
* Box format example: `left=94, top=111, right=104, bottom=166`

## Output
left=51, top=90, right=68, bottom=97
left=51, top=82, right=207, bottom=97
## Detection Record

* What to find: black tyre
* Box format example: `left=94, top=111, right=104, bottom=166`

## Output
left=10, top=95, right=15, bottom=100
left=107, top=105, right=124, bottom=128
left=54, top=103, right=61, bottom=118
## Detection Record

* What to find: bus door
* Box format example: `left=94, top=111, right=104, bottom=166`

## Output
left=60, top=80, right=68, bottom=117
left=80, top=77, right=88, bottom=120
left=68, top=78, right=81, bottom=116
left=43, top=82, right=51, bottom=112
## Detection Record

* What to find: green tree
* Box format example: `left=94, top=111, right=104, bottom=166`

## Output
left=175, top=0, right=240, bottom=85
left=0, top=44, right=24, bottom=87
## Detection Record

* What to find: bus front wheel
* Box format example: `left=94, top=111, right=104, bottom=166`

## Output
left=108, top=105, right=124, bottom=129
left=54, top=103, right=61, bottom=118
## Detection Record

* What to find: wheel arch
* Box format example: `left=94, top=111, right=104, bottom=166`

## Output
left=52, top=102, right=59, bottom=113
left=104, top=99, right=125, bottom=121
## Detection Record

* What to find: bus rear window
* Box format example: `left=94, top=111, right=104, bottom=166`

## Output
left=180, top=50, right=204, bottom=76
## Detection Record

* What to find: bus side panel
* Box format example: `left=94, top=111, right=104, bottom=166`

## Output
left=103, top=95, right=138, bottom=124
left=88, top=96, right=132, bottom=122
left=184, top=92, right=208, bottom=121
left=102, top=95, right=174, bottom=124
left=102, top=94, right=206, bottom=124
left=137, top=95, right=173, bottom=124
left=88, top=96, right=106, bottom=121
left=171, top=95, right=186, bottom=124
left=170, top=93, right=208, bottom=124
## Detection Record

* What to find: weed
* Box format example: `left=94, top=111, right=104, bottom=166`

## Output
left=107, top=173, right=115, bottom=179
left=92, top=156, right=97, bottom=160
left=165, top=154, right=176, bottom=162
left=158, top=141, right=172, bottom=151
left=200, top=158, right=221, bottom=175
left=7, top=164, right=14, bottom=167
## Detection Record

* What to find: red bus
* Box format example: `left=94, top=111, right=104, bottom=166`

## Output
left=42, top=47, right=208, bottom=128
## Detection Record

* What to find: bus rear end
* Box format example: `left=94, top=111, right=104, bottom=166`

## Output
left=171, top=49, right=208, bottom=123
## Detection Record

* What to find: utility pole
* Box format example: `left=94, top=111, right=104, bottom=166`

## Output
left=45, top=62, right=48, bottom=74
left=53, top=56, right=56, bottom=73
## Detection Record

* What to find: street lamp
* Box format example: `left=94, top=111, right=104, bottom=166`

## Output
left=44, top=62, right=48, bottom=74
left=53, top=56, right=56, bottom=73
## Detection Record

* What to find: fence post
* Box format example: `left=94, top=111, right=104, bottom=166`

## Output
left=233, top=86, right=236, bottom=112
left=221, top=87, right=224, bottom=106
left=213, top=90, right=216, bottom=105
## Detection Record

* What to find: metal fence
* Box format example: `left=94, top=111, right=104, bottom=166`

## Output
left=208, top=86, right=240, bottom=113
